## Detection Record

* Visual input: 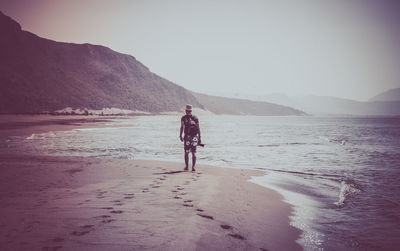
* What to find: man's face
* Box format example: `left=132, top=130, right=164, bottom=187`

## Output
left=186, top=110, right=191, bottom=115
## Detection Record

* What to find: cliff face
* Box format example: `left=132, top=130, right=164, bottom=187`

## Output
left=0, top=11, right=203, bottom=114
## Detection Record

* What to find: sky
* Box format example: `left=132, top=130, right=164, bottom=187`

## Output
left=1, top=0, right=400, bottom=101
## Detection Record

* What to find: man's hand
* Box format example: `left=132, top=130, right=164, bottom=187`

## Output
left=180, top=135, right=183, bottom=142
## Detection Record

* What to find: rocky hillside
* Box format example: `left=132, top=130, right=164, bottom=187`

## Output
left=0, top=11, right=306, bottom=116
left=0, top=11, right=203, bottom=114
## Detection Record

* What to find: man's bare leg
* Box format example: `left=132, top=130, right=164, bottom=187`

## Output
left=184, top=152, right=189, bottom=170
left=192, top=152, right=196, bottom=171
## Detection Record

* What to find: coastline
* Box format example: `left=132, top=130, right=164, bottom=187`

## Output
left=0, top=114, right=127, bottom=138
left=0, top=115, right=302, bottom=250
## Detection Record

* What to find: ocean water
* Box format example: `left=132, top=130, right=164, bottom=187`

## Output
left=4, top=115, right=400, bottom=250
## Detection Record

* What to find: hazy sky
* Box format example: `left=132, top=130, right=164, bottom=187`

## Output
left=1, top=0, right=400, bottom=101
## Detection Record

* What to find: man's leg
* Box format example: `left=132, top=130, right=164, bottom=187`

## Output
left=184, top=151, right=189, bottom=170
left=192, top=152, right=196, bottom=171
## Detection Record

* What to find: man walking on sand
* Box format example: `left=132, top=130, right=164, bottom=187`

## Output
left=180, top=104, right=201, bottom=171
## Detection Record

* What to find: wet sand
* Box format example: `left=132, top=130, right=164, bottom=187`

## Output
left=0, top=114, right=124, bottom=138
left=0, top=115, right=301, bottom=250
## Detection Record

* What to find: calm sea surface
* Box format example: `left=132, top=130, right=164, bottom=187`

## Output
left=4, top=115, right=400, bottom=250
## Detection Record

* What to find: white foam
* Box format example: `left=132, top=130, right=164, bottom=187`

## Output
left=73, top=126, right=133, bottom=132
left=334, top=181, right=361, bottom=207
left=250, top=174, right=325, bottom=250
left=26, top=134, right=36, bottom=140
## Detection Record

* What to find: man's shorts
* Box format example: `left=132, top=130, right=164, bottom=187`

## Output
left=184, top=134, right=198, bottom=153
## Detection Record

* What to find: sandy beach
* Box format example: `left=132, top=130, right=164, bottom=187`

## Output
left=0, top=116, right=301, bottom=251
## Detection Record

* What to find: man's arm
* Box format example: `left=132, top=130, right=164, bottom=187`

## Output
left=197, top=119, right=201, bottom=143
left=180, top=120, right=184, bottom=142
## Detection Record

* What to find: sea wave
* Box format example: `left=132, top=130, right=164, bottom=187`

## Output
left=334, top=180, right=361, bottom=207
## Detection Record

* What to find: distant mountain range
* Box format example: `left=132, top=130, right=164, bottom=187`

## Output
left=259, top=90, right=400, bottom=116
left=0, top=11, right=303, bottom=116
left=207, top=88, right=400, bottom=116
left=369, top=88, right=400, bottom=102
left=193, top=92, right=305, bottom=116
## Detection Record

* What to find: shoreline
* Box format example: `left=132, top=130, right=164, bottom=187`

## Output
left=0, top=155, right=301, bottom=251
left=0, top=114, right=127, bottom=138
left=0, top=115, right=302, bottom=250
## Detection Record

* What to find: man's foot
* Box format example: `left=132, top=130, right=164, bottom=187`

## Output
left=192, top=168, right=196, bottom=172
left=184, top=167, right=188, bottom=171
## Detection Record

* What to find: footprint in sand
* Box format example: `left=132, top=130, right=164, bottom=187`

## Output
left=110, top=210, right=124, bottom=214
left=42, top=246, right=63, bottom=251
left=114, top=203, right=124, bottom=206
left=142, top=188, right=150, bottom=193
left=71, top=230, right=90, bottom=236
left=152, top=185, right=160, bottom=188
left=220, top=224, right=232, bottom=230
left=196, top=209, right=204, bottom=212
left=111, top=200, right=121, bottom=203
left=228, top=233, right=246, bottom=240
left=171, top=190, right=178, bottom=193
left=124, top=195, right=135, bottom=199
left=174, top=196, right=182, bottom=199
left=102, top=219, right=116, bottom=224
left=95, top=215, right=111, bottom=219
left=177, top=187, right=184, bottom=191
left=197, top=214, right=214, bottom=220
left=184, top=200, right=193, bottom=203
left=101, top=207, right=113, bottom=210
left=183, top=204, right=194, bottom=207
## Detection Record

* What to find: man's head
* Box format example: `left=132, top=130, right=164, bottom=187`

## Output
left=185, top=104, right=192, bottom=115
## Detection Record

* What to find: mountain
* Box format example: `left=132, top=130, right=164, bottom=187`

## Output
left=259, top=93, right=400, bottom=116
left=369, top=88, right=400, bottom=102
left=192, top=92, right=305, bottom=115
left=0, top=11, right=203, bottom=114
left=0, top=11, right=305, bottom=116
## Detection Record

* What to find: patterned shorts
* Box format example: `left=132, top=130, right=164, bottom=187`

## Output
left=184, top=135, right=198, bottom=153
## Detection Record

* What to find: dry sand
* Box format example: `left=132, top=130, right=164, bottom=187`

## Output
left=0, top=115, right=301, bottom=251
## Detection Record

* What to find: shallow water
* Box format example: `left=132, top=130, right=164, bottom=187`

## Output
left=4, top=115, right=400, bottom=250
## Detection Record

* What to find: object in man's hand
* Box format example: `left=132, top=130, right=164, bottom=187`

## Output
left=198, top=143, right=205, bottom=147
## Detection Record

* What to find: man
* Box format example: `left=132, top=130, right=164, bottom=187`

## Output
left=180, top=104, right=201, bottom=171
